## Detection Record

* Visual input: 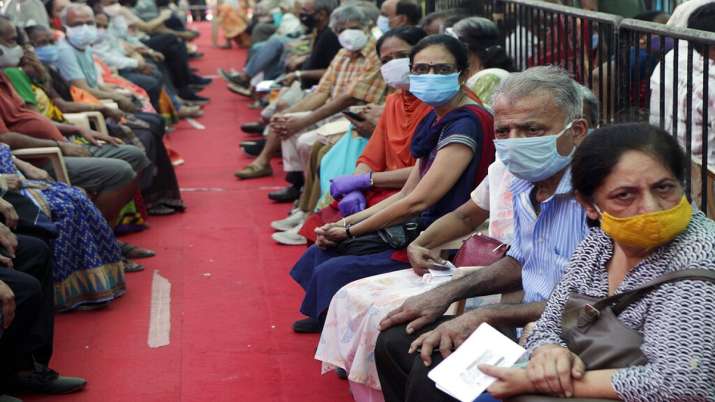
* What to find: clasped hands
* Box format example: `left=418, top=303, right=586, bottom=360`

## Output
left=378, top=291, right=586, bottom=399
left=269, top=113, right=310, bottom=139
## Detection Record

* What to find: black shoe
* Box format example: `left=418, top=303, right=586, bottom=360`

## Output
left=292, top=317, right=324, bottom=333
left=188, top=84, right=207, bottom=93
left=190, top=74, right=212, bottom=86
left=178, top=88, right=210, bottom=104
left=9, top=364, right=86, bottom=395
left=240, top=139, right=266, bottom=157
left=241, top=121, right=266, bottom=134
left=335, top=368, right=348, bottom=380
left=268, top=186, right=301, bottom=203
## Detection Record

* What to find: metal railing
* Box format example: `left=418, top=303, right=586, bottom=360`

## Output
left=422, top=0, right=715, bottom=213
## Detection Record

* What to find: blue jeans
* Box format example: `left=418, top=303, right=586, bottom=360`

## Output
left=244, top=36, right=286, bottom=80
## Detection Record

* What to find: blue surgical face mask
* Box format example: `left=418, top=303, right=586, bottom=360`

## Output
left=494, top=122, right=575, bottom=183
left=66, top=24, right=98, bottom=49
left=377, top=15, right=390, bottom=33
left=34, top=44, right=59, bottom=64
left=408, top=72, right=460, bottom=107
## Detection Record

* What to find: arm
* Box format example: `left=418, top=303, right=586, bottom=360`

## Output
left=284, top=90, right=330, bottom=114
left=70, top=80, right=135, bottom=112
left=348, top=143, right=474, bottom=236
left=370, top=167, right=412, bottom=189
left=300, top=93, right=359, bottom=127
left=412, top=200, right=489, bottom=250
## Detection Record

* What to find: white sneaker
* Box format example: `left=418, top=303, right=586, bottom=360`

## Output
left=270, top=210, right=307, bottom=231
left=272, top=226, right=308, bottom=245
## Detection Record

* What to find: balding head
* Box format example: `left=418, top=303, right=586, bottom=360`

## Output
left=61, top=3, right=94, bottom=27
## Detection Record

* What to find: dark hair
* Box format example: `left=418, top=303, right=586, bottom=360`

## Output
left=409, top=34, right=469, bottom=73
left=688, top=3, right=715, bottom=33
left=452, top=17, right=516, bottom=72
left=634, top=10, right=668, bottom=22
left=395, top=0, right=422, bottom=25
left=571, top=123, right=686, bottom=199
left=376, top=26, right=427, bottom=57
left=25, top=24, right=49, bottom=40
left=419, top=10, right=451, bottom=28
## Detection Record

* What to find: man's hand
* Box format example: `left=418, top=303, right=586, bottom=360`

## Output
left=408, top=309, right=489, bottom=366
left=100, top=106, right=125, bottom=121
left=116, top=95, right=138, bottom=113
left=407, top=243, right=442, bottom=276
left=527, top=344, right=586, bottom=397
left=78, top=128, right=123, bottom=146
left=278, top=72, right=298, bottom=86
left=378, top=288, right=452, bottom=334
left=0, top=198, right=19, bottom=231
left=272, top=114, right=309, bottom=138
left=58, top=142, right=91, bottom=157
left=0, top=280, right=15, bottom=329
left=344, top=114, right=376, bottom=138
left=481, top=366, right=536, bottom=398
left=0, top=222, right=18, bottom=259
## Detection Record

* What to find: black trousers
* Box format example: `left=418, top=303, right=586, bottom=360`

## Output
left=0, top=235, right=53, bottom=387
left=141, top=34, right=192, bottom=90
left=375, top=317, right=459, bottom=402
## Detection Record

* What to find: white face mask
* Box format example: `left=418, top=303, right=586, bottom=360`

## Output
left=376, top=15, right=390, bottom=33
left=66, top=24, right=98, bottom=49
left=0, top=44, right=24, bottom=68
left=338, top=29, right=368, bottom=52
left=380, top=57, right=410, bottom=89
left=95, top=28, right=109, bottom=43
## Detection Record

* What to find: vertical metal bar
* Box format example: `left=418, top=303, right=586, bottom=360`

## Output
left=572, top=15, right=579, bottom=80
left=702, top=44, right=710, bottom=211
left=517, top=4, right=523, bottom=70
left=644, top=32, right=653, bottom=121
left=536, top=8, right=542, bottom=65
left=659, top=34, right=666, bottom=129
left=607, top=24, right=614, bottom=123
left=685, top=43, right=694, bottom=198
left=587, top=19, right=593, bottom=90
left=597, top=22, right=604, bottom=124
left=526, top=5, right=533, bottom=71
left=528, top=5, right=535, bottom=69
left=549, top=12, right=555, bottom=67
left=672, top=38, right=679, bottom=141
left=633, top=29, right=642, bottom=121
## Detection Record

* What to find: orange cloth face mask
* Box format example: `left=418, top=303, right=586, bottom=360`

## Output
left=598, top=196, right=692, bottom=249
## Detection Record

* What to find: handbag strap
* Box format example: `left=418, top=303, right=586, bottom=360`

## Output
left=589, top=269, right=715, bottom=317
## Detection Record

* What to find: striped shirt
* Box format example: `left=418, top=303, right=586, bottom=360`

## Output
left=315, top=37, right=386, bottom=104
left=506, top=168, right=588, bottom=304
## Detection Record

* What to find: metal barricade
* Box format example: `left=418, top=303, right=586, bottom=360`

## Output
left=617, top=19, right=715, bottom=213
left=497, top=0, right=622, bottom=124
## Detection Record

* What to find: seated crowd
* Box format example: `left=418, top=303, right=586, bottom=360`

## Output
left=223, top=0, right=715, bottom=401
left=0, top=0, right=211, bottom=400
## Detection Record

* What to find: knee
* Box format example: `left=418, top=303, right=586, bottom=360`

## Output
left=119, top=145, right=151, bottom=172
left=375, top=325, right=409, bottom=364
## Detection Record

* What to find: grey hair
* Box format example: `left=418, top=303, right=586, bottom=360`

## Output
left=452, top=16, right=499, bottom=40
left=60, top=3, right=93, bottom=25
left=354, top=1, right=380, bottom=25
left=577, top=84, right=600, bottom=127
left=492, top=65, right=582, bottom=123
left=314, top=0, right=339, bottom=14
left=329, top=4, right=371, bottom=30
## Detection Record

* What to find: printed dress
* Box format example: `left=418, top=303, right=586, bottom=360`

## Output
left=0, top=145, right=126, bottom=311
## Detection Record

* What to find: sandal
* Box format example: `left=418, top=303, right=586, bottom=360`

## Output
left=227, top=82, right=252, bottom=97
left=234, top=164, right=273, bottom=180
left=119, top=241, right=156, bottom=259
left=123, top=259, right=145, bottom=273
left=160, top=199, right=186, bottom=213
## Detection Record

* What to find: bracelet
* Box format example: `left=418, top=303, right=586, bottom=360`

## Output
left=345, top=223, right=354, bottom=239
left=341, top=218, right=348, bottom=228
left=369, top=172, right=374, bottom=187
left=295, top=70, right=302, bottom=80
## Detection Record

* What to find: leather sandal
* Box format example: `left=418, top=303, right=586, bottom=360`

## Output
left=119, top=242, right=156, bottom=259
left=234, top=164, right=273, bottom=179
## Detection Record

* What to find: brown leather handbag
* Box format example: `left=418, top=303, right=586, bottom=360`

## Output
left=508, top=268, right=715, bottom=402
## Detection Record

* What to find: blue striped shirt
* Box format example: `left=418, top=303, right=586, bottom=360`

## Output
left=506, top=168, right=588, bottom=304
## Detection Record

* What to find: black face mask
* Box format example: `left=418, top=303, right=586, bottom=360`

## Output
left=299, top=12, right=316, bottom=30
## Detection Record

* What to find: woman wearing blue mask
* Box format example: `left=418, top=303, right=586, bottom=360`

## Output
left=289, top=34, right=496, bottom=334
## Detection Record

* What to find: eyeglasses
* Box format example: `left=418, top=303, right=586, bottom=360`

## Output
left=410, top=63, right=458, bottom=75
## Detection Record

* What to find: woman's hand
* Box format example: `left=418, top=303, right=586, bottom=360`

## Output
left=407, top=243, right=441, bottom=276
left=338, top=191, right=366, bottom=216
left=527, top=344, right=586, bottom=397
left=314, top=222, right=343, bottom=249
left=19, top=163, right=51, bottom=182
left=0, top=175, right=22, bottom=192
left=323, top=225, right=349, bottom=242
left=480, top=366, right=536, bottom=398
left=0, top=198, right=18, bottom=231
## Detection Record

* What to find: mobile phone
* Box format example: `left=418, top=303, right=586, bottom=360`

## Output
left=342, top=110, right=365, bottom=122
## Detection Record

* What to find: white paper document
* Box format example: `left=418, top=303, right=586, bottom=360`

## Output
left=428, top=323, right=526, bottom=402
left=255, top=80, right=277, bottom=93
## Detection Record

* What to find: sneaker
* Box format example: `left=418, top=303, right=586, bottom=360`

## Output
left=272, top=226, right=307, bottom=245
left=270, top=210, right=306, bottom=231
left=9, top=364, right=86, bottom=395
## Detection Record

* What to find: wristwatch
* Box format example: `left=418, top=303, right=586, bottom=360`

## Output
left=345, top=223, right=354, bottom=239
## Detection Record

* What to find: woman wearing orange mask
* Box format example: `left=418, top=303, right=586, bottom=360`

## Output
left=476, top=123, right=715, bottom=401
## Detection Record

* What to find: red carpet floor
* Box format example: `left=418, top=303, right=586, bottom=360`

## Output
left=25, top=23, right=353, bottom=402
